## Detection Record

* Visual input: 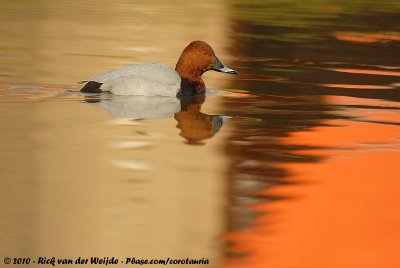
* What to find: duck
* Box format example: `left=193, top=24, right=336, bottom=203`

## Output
left=79, top=41, right=237, bottom=97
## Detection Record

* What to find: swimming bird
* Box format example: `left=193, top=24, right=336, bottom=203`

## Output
left=80, top=41, right=237, bottom=97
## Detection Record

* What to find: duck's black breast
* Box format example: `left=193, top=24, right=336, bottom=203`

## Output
left=178, top=79, right=205, bottom=97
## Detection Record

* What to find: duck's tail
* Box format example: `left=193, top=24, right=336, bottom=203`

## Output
left=80, top=81, right=103, bottom=93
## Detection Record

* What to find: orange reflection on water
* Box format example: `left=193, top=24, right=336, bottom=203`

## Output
left=325, top=95, right=400, bottom=108
left=328, top=68, right=400, bottom=77
left=325, top=95, right=400, bottom=125
left=334, top=31, right=400, bottom=43
left=223, top=115, right=400, bottom=267
left=320, top=83, right=393, bottom=89
left=283, top=118, right=400, bottom=150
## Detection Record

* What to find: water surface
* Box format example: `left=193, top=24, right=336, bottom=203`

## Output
left=1, top=1, right=400, bottom=267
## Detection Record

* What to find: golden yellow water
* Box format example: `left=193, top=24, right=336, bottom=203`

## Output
left=1, top=0, right=400, bottom=268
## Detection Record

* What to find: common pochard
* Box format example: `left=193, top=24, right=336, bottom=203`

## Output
left=80, top=41, right=237, bottom=97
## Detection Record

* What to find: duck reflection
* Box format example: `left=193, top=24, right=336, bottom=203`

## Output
left=84, top=93, right=228, bottom=144
left=84, top=94, right=181, bottom=119
left=175, top=94, right=229, bottom=145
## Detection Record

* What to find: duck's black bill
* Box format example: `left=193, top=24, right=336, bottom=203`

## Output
left=212, top=57, right=238, bottom=74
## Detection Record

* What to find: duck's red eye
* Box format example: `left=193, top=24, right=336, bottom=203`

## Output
left=202, top=51, right=208, bottom=56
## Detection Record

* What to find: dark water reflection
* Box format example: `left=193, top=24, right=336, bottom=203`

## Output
left=221, top=0, right=400, bottom=267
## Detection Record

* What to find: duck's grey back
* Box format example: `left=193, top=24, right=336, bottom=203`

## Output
left=87, top=63, right=177, bottom=83
left=83, top=63, right=181, bottom=96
